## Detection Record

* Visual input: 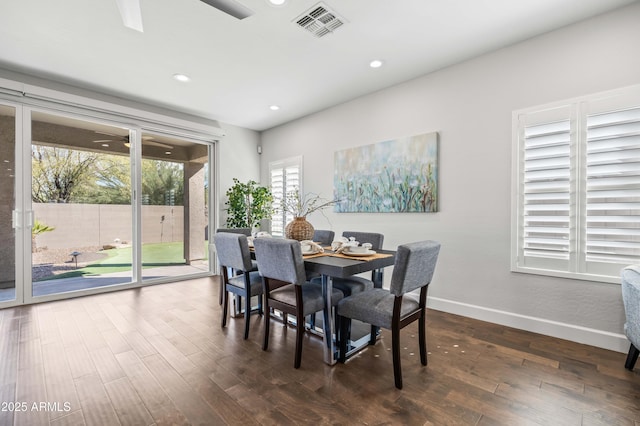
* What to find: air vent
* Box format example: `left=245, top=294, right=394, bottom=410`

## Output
left=294, top=2, right=346, bottom=38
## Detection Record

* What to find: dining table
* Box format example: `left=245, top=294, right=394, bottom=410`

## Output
left=302, top=248, right=396, bottom=365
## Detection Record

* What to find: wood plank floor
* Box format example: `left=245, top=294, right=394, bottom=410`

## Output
left=1, top=276, right=639, bottom=425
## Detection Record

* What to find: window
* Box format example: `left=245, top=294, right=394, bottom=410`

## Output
left=269, top=156, right=302, bottom=237
left=512, top=86, right=640, bottom=283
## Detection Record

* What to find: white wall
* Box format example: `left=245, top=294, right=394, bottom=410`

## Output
left=260, top=3, right=640, bottom=352
left=216, top=123, right=261, bottom=228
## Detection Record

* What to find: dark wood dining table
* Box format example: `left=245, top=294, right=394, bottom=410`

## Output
left=302, top=249, right=396, bottom=365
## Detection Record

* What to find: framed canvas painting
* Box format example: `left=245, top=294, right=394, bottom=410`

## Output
left=334, top=132, right=438, bottom=213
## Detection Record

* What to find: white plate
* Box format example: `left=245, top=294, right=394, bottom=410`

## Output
left=302, top=248, right=320, bottom=255
left=342, top=249, right=376, bottom=257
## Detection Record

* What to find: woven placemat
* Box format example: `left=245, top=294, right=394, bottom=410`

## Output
left=328, top=252, right=393, bottom=261
left=302, top=251, right=330, bottom=259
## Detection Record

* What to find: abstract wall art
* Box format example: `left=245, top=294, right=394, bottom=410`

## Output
left=334, top=132, right=438, bottom=213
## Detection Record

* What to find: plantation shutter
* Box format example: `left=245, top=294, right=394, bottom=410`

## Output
left=516, top=106, right=574, bottom=272
left=270, top=167, right=285, bottom=236
left=269, top=157, right=301, bottom=237
left=513, top=86, right=640, bottom=282
left=584, top=106, right=640, bottom=271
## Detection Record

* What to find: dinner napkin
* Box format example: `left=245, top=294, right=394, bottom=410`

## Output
left=300, top=240, right=324, bottom=253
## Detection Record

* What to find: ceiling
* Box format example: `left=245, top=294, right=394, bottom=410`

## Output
left=0, top=0, right=637, bottom=132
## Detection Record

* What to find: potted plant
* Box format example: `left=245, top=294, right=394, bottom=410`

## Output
left=224, top=178, right=273, bottom=230
left=282, top=189, right=336, bottom=241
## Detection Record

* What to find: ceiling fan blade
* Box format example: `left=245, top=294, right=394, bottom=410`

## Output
left=200, top=0, right=254, bottom=20
left=143, top=140, right=174, bottom=149
left=94, top=130, right=119, bottom=137
left=115, top=0, right=144, bottom=32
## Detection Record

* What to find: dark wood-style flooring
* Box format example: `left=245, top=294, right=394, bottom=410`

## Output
left=1, top=276, right=639, bottom=425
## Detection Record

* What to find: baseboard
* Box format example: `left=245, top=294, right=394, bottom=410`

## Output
left=427, top=296, right=629, bottom=354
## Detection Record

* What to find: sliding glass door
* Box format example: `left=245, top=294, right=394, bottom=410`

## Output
left=140, top=132, right=211, bottom=281
left=0, top=104, right=18, bottom=306
left=0, top=101, right=215, bottom=305
left=29, top=110, right=134, bottom=298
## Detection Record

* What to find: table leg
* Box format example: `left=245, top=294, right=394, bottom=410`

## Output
left=321, top=274, right=337, bottom=365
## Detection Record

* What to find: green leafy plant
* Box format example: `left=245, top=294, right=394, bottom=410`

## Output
left=32, top=219, right=55, bottom=253
left=225, top=178, right=273, bottom=229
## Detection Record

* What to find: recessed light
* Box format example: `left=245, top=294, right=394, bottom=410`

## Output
left=101, top=144, right=109, bottom=147
left=369, top=59, right=384, bottom=69
left=173, top=73, right=190, bottom=82
left=267, top=0, right=286, bottom=6
left=269, top=105, right=280, bottom=111
left=165, top=151, right=172, bottom=155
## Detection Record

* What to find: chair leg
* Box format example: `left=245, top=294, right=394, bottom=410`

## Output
left=221, top=289, right=229, bottom=328
left=625, top=343, right=639, bottom=370
left=392, top=325, right=402, bottom=389
left=369, top=325, right=379, bottom=346
left=309, top=313, right=316, bottom=329
left=263, top=300, right=270, bottom=351
left=294, top=314, right=304, bottom=368
left=419, top=312, right=427, bottom=366
left=338, top=315, right=350, bottom=363
left=243, top=293, right=251, bottom=340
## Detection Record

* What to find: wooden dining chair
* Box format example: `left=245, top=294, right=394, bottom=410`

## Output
left=213, top=232, right=263, bottom=340
left=337, top=240, right=441, bottom=389
left=253, top=237, right=344, bottom=368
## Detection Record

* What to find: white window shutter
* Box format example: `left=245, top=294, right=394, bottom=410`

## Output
left=585, top=106, right=640, bottom=272
left=269, top=157, right=302, bottom=237
left=270, top=167, right=285, bottom=236
left=515, top=106, right=574, bottom=272
left=513, top=85, right=640, bottom=282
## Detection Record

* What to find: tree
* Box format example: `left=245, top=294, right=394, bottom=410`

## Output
left=31, top=146, right=186, bottom=206
left=83, top=155, right=132, bottom=204
left=141, top=159, right=184, bottom=205
left=32, top=146, right=98, bottom=203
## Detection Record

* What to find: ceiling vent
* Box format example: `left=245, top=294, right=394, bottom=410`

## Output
left=294, top=2, right=346, bottom=38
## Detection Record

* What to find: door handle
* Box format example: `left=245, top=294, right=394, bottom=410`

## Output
left=12, top=210, right=20, bottom=229
left=26, top=210, right=34, bottom=228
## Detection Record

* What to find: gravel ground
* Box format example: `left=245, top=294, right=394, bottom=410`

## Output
left=32, top=246, right=108, bottom=281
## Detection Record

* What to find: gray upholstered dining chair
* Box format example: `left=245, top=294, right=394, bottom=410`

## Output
left=311, top=231, right=384, bottom=289
left=337, top=240, right=441, bottom=389
left=215, top=227, right=253, bottom=305
left=308, top=230, right=378, bottom=327
left=215, top=227, right=251, bottom=236
left=253, top=237, right=344, bottom=368
left=306, top=230, right=335, bottom=284
left=622, top=265, right=640, bottom=370
left=323, top=231, right=386, bottom=340
left=313, top=229, right=335, bottom=246
left=335, top=231, right=385, bottom=294
left=213, top=232, right=263, bottom=340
